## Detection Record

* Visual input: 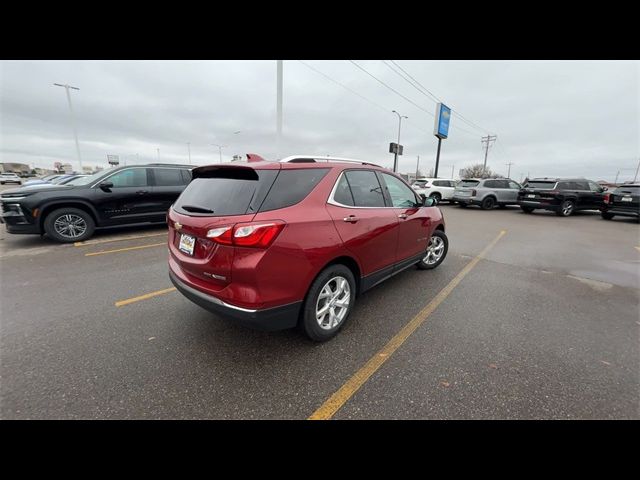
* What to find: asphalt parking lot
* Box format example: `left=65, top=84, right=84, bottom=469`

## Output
left=1, top=198, right=638, bottom=419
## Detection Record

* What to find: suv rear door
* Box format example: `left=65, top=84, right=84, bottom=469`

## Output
left=326, top=169, right=400, bottom=277
left=587, top=181, right=606, bottom=209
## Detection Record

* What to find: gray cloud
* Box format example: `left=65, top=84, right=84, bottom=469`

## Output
left=1, top=60, right=638, bottom=182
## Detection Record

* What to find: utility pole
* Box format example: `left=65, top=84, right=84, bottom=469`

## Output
left=53, top=83, right=82, bottom=172
left=481, top=135, right=497, bottom=177
left=634, top=157, right=640, bottom=183
left=211, top=144, right=226, bottom=163
left=505, top=162, right=514, bottom=179
left=276, top=60, right=283, bottom=159
left=187, top=143, right=191, bottom=164
left=415, top=155, right=420, bottom=180
left=451, top=165, right=455, bottom=179
left=157, top=148, right=160, bottom=162
left=614, top=170, right=620, bottom=185
left=392, top=110, right=407, bottom=173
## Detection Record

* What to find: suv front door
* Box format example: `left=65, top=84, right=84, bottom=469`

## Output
left=93, top=167, right=157, bottom=225
left=326, top=169, right=400, bottom=279
left=379, top=172, right=430, bottom=264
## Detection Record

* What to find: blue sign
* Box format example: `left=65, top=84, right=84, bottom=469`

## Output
left=434, top=103, right=451, bottom=139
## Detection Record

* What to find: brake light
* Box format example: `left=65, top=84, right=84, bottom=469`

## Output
left=234, top=221, right=285, bottom=247
left=206, top=226, right=233, bottom=245
left=603, top=193, right=611, bottom=204
left=206, top=221, right=285, bottom=248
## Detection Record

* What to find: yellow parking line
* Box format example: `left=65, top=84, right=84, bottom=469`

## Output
left=308, top=229, right=507, bottom=420
left=74, top=232, right=167, bottom=247
left=84, top=242, right=165, bottom=257
left=115, top=287, right=177, bottom=307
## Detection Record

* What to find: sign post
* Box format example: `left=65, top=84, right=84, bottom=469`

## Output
left=433, top=103, right=451, bottom=178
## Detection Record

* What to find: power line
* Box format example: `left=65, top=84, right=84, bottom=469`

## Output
left=390, top=60, right=494, bottom=135
left=297, top=60, right=431, bottom=136
left=380, top=61, right=479, bottom=138
left=348, top=60, right=435, bottom=118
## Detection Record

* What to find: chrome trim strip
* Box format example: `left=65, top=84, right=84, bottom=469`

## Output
left=326, top=171, right=422, bottom=209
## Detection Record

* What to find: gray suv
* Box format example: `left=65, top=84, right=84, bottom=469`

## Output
left=452, top=178, right=522, bottom=210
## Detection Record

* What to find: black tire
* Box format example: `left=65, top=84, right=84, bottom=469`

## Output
left=43, top=207, right=95, bottom=243
left=429, top=193, right=441, bottom=205
left=0, top=182, right=4, bottom=185
left=480, top=196, right=496, bottom=210
left=417, top=230, right=449, bottom=270
left=520, top=206, right=534, bottom=213
left=459, top=202, right=468, bottom=208
left=301, top=264, right=356, bottom=342
left=556, top=200, right=575, bottom=217
left=601, top=212, right=614, bottom=220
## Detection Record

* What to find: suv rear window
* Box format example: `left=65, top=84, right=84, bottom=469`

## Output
left=174, top=168, right=278, bottom=216
left=459, top=180, right=479, bottom=187
left=614, top=185, right=640, bottom=194
left=525, top=181, right=557, bottom=189
left=258, top=169, right=329, bottom=212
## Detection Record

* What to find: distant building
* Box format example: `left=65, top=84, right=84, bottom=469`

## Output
left=597, top=180, right=618, bottom=188
left=82, top=166, right=94, bottom=174
left=61, top=163, right=74, bottom=173
left=232, top=155, right=243, bottom=162
left=0, top=162, right=30, bottom=174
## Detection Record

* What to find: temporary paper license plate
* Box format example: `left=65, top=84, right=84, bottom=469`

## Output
left=621, top=197, right=633, bottom=202
left=179, top=233, right=196, bottom=255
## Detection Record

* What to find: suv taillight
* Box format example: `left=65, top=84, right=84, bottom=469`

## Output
left=603, top=193, right=611, bottom=204
left=207, top=221, right=286, bottom=248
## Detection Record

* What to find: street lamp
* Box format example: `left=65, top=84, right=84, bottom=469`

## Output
left=211, top=143, right=227, bottom=163
left=53, top=83, right=82, bottom=172
left=392, top=110, right=407, bottom=173
left=187, top=142, right=191, bottom=164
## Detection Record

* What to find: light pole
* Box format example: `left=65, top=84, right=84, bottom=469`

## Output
left=211, top=144, right=227, bottom=163
left=157, top=148, right=160, bottom=162
left=276, top=60, right=283, bottom=159
left=187, top=143, right=191, bottom=164
left=415, top=155, right=420, bottom=180
left=53, top=83, right=82, bottom=172
left=392, top=110, right=407, bottom=173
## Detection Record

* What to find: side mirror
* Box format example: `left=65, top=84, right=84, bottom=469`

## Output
left=99, top=181, right=114, bottom=191
left=601, top=186, right=608, bottom=192
left=423, top=196, right=436, bottom=207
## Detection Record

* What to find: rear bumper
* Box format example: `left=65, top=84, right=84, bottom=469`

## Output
left=452, top=196, right=479, bottom=205
left=169, top=269, right=301, bottom=331
left=518, top=200, right=560, bottom=211
left=601, top=206, right=639, bottom=218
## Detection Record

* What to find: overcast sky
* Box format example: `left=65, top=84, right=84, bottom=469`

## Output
left=1, top=60, right=638, bottom=182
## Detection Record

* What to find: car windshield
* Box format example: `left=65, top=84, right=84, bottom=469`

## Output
left=50, top=176, right=72, bottom=184
left=458, top=180, right=479, bottom=187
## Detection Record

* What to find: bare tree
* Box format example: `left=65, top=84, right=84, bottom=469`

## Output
left=460, top=164, right=504, bottom=179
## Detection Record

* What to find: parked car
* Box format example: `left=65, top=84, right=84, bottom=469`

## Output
left=411, top=178, right=457, bottom=204
left=452, top=178, right=522, bottom=209
left=0, top=173, right=22, bottom=185
left=168, top=155, right=448, bottom=342
left=16, top=175, right=90, bottom=191
left=517, top=178, right=606, bottom=216
left=0, top=164, right=192, bottom=242
left=601, top=184, right=639, bottom=222
left=22, top=174, right=65, bottom=187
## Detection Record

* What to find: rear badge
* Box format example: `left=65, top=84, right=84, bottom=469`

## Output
left=174, top=222, right=182, bottom=231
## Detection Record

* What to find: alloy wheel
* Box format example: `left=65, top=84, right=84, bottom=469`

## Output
left=423, top=235, right=445, bottom=265
left=315, top=276, right=351, bottom=330
left=53, top=214, right=87, bottom=239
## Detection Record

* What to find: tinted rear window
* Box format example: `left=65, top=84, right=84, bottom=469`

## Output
left=525, top=181, right=556, bottom=189
left=459, top=180, right=479, bottom=187
left=153, top=168, right=187, bottom=186
left=614, top=186, right=640, bottom=194
left=174, top=168, right=278, bottom=216
left=259, top=169, right=329, bottom=212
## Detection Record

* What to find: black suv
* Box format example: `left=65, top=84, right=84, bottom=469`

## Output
left=601, top=184, right=640, bottom=222
left=0, top=164, right=192, bottom=242
left=517, top=178, right=606, bottom=216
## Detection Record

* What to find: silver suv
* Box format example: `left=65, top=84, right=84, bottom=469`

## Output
left=452, top=178, right=522, bottom=210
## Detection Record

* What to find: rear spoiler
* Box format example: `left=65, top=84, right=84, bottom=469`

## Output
left=191, top=155, right=279, bottom=180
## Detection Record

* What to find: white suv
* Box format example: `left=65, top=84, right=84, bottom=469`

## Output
left=411, top=178, right=457, bottom=204
left=0, top=173, right=22, bottom=185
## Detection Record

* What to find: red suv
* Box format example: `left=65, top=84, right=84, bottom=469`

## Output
left=168, top=155, right=448, bottom=341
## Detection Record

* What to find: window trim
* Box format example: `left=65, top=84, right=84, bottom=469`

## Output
left=377, top=171, right=422, bottom=208
left=327, top=169, right=420, bottom=209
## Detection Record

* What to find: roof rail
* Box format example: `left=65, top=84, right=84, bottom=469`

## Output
left=279, top=155, right=382, bottom=167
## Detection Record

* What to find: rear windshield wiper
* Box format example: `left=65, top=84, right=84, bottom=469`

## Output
left=181, top=205, right=214, bottom=213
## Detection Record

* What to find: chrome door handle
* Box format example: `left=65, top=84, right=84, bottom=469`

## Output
left=343, top=216, right=358, bottom=223
left=398, top=213, right=408, bottom=219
